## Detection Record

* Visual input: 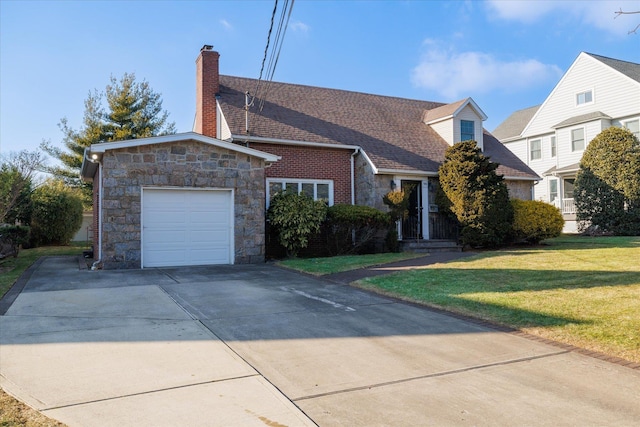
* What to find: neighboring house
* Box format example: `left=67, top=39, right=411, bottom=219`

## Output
left=81, top=45, right=538, bottom=269
left=494, top=52, right=640, bottom=233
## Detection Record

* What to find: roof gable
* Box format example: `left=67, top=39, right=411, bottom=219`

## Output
left=520, top=52, right=640, bottom=137
left=80, top=132, right=280, bottom=180
left=423, top=98, right=488, bottom=124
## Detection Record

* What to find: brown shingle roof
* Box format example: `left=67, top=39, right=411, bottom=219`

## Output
left=218, top=75, right=538, bottom=179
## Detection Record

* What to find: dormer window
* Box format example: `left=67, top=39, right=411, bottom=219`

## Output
left=460, top=120, right=474, bottom=141
left=576, top=90, right=593, bottom=106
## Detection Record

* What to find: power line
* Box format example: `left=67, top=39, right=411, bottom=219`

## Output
left=250, top=0, right=295, bottom=112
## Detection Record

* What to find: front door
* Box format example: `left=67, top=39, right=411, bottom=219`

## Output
left=401, top=180, right=422, bottom=240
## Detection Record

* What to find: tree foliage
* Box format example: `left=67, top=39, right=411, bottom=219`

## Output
left=575, top=127, right=640, bottom=235
left=41, top=73, right=176, bottom=204
left=511, top=199, right=564, bottom=244
left=438, top=140, right=513, bottom=247
left=0, top=150, right=45, bottom=224
left=267, top=191, right=327, bottom=257
left=29, top=180, right=84, bottom=246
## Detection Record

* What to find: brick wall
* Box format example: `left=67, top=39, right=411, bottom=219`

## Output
left=92, top=167, right=100, bottom=256
left=99, top=141, right=267, bottom=269
left=250, top=143, right=355, bottom=204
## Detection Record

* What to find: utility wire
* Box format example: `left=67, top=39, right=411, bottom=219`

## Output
left=251, top=0, right=295, bottom=112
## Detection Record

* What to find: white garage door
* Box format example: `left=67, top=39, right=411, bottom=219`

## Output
left=142, top=189, right=233, bottom=268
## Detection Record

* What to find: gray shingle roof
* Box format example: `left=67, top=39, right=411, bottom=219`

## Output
left=587, top=53, right=640, bottom=83
left=553, top=111, right=612, bottom=129
left=218, top=75, right=538, bottom=179
left=492, top=105, right=540, bottom=141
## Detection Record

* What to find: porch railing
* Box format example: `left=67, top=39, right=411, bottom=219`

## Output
left=562, top=198, right=576, bottom=214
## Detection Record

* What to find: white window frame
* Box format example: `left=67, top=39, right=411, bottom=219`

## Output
left=576, top=89, right=594, bottom=106
left=460, top=120, right=475, bottom=142
left=266, top=178, right=334, bottom=208
left=549, top=178, right=559, bottom=205
left=550, top=136, right=557, bottom=158
left=623, top=119, right=639, bottom=140
left=530, top=139, right=542, bottom=161
left=571, top=127, right=585, bottom=152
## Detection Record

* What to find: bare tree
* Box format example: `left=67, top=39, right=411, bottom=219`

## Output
left=614, top=8, right=640, bottom=34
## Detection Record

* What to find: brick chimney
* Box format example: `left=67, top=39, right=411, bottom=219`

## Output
left=195, top=45, right=220, bottom=138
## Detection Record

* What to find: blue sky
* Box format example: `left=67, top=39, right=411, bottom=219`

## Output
left=1, top=0, right=639, bottom=157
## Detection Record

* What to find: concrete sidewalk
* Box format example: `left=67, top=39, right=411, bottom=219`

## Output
left=1, top=256, right=640, bottom=426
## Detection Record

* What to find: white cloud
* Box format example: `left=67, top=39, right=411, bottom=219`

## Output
left=411, top=47, right=562, bottom=100
left=291, top=21, right=310, bottom=33
left=220, top=19, right=233, bottom=30
left=485, top=0, right=640, bottom=36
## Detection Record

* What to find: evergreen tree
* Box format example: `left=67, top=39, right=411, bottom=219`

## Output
left=438, top=140, right=513, bottom=247
left=575, top=127, right=640, bottom=235
left=41, top=74, right=175, bottom=204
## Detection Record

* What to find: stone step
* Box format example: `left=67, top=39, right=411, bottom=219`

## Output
left=399, top=240, right=462, bottom=253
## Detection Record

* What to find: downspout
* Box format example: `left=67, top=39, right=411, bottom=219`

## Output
left=94, top=161, right=103, bottom=270
left=350, top=148, right=359, bottom=205
left=84, top=150, right=102, bottom=270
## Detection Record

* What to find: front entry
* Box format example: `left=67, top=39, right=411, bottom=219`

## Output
left=401, top=180, right=422, bottom=240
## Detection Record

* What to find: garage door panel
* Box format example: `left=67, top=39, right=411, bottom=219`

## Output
left=142, top=189, right=232, bottom=268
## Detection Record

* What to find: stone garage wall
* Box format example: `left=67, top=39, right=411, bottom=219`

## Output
left=100, top=141, right=267, bottom=269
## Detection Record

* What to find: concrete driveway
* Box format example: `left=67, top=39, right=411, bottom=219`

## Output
left=1, top=256, right=639, bottom=426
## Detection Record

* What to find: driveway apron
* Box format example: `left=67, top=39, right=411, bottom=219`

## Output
left=1, top=256, right=639, bottom=426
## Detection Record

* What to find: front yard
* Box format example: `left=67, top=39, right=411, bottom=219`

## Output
left=282, top=236, right=640, bottom=363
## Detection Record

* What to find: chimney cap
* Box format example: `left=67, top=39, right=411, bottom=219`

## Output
left=201, top=44, right=214, bottom=52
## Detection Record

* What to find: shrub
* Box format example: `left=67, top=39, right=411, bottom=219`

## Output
left=439, top=140, right=513, bottom=247
left=383, top=188, right=412, bottom=222
left=0, top=225, right=30, bottom=259
left=324, top=204, right=391, bottom=255
left=267, top=191, right=327, bottom=257
left=29, top=180, right=83, bottom=246
left=510, top=199, right=564, bottom=244
left=575, top=127, right=640, bottom=235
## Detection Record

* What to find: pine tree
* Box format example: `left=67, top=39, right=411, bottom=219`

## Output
left=41, top=74, right=175, bottom=204
left=438, top=140, right=513, bottom=247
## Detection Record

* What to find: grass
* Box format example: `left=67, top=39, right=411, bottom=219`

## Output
left=277, top=252, right=426, bottom=275
left=0, top=244, right=86, bottom=299
left=0, top=389, right=66, bottom=427
left=1, top=244, right=83, bottom=427
left=353, top=235, right=640, bottom=363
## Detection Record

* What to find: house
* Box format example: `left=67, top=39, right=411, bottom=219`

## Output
left=81, top=45, right=538, bottom=269
left=494, top=52, right=640, bottom=233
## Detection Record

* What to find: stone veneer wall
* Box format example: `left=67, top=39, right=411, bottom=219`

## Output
left=354, top=154, right=391, bottom=211
left=100, top=141, right=267, bottom=269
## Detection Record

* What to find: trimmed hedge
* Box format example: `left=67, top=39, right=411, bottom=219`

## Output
left=29, top=181, right=83, bottom=246
left=324, top=204, right=391, bottom=255
left=511, top=199, right=564, bottom=244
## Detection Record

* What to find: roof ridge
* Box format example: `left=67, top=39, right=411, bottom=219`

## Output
left=220, top=74, right=447, bottom=106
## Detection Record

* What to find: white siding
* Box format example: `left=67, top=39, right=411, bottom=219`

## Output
left=430, top=119, right=454, bottom=146
left=455, top=105, right=484, bottom=149
left=524, top=53, right=640, bottom=137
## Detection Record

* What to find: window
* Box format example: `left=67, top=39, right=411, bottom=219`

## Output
left=624, top=120, right=639, bottom=139
left=266, top=179, right=333, bottom=207
left=460, top=120, right=474, bottom=142
left=549, top=179, right=559, bottom=204
left=530, top=139, right=541, bottom=160
left=563, top=179, right=575, bottom=200
left=576, top=90, right=593, bottom=105
left=550, top=136, right=556, bottom=158
left=571, top=128, right=585, bottom=151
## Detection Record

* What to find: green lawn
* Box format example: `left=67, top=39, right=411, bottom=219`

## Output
left=354, top=236, right=640, bottom=363
left=278, top=252, right=426, bottom=275
left=0, top=244, right=86, bottom=298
